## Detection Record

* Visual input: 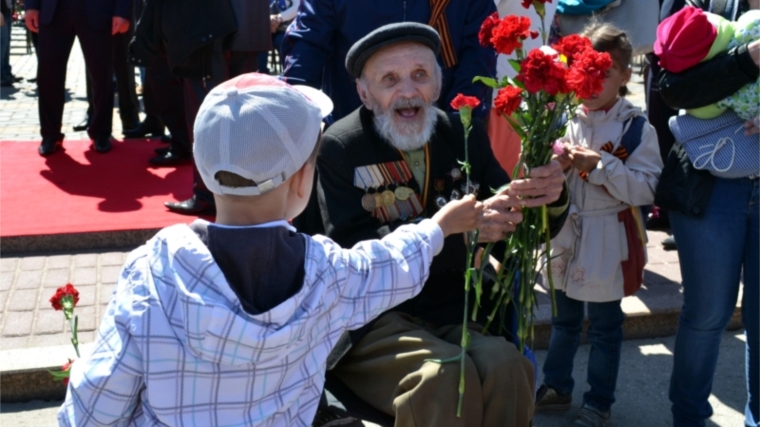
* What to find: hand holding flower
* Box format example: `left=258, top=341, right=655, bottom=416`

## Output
left=569, top=146, right=602, bottom=173
left=507, top=160, right=565, bottom=206
left=477, top=195, right=525, bottom=242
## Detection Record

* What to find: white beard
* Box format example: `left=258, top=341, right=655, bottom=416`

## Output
left=371, top=97, right=438, bottom=152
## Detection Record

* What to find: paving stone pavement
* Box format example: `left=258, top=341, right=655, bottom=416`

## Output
left=0, top=251, right=130, bottom=351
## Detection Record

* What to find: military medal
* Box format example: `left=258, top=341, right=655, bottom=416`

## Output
left=435, top=196, right=447, bottom=208
left=450, top=189, right=461, bottom=201
left=361, top=193, right=376, bottom=211
left=394, top=186, right=411, bottom=201
left=373, top=192, right=384, bottom=208
left=450, top=167, right=462, bottom=181
left=381, top=189, right=395, bottom=206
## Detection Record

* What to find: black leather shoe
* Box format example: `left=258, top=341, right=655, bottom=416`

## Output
left=38, top=137, right=63, bottom=156
left=165, top=196, right=216, bottom=215
left=149, top=150, right=192, bottom=166
left=154, top=146, right=171, bottom=155
left=160, top=135, right=172, bottom=144
left=123, top=118, right=165, bottom=139
left=72, top=117, right=89, bottom=132
left=93, top=136, right=112, bottom=153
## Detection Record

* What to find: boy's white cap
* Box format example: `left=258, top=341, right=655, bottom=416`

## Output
left=193, top=73, right=333, bottom=196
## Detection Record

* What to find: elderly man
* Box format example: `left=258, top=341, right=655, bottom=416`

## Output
left=316, top=23, right=568, bottom=426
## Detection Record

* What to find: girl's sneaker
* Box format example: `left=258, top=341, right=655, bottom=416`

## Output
left=535, top=384, right=572, bottom=411
left=573, top=404, right=611, bottom=427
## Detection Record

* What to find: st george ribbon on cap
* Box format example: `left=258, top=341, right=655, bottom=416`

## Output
left=193, top=73, right=333, bottom=197
left=345, top=22, right=442, bottom=78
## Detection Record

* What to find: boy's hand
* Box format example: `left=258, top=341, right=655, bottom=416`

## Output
left=569, top=146, right=601, bottom=173
left=432, top=194, right=485, bottom=237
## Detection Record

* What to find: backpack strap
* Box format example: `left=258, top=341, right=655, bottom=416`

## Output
left=618, top=116, right=647, bottom=163
left=710, top=0, right=732, bottom=19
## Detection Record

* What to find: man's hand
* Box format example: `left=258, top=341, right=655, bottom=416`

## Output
left=749, top=40, right=760, bottom=68
left=507, top=160, right=565, bottom=207
left=25, top=9, right=40, bottom=33
left=111, top=17, right=130, bottom=35
left=477, top=193, right=524, bottom=242
left=745, top=117, right=760, bottom=136
left=270, top=15, right=281, bottom=33
left=568, top=146, right=602, bottom=174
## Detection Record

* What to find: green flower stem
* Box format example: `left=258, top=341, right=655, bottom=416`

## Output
left=69, top=315, right=80, bottom=358
left=542, top=205, right=558, bottom=317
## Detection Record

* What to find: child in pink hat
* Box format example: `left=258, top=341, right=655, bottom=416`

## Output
left=654, top=6, right=760, bottom=121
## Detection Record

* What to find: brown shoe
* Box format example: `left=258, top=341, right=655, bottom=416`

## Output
left=535, top=384, right=572, bottom=412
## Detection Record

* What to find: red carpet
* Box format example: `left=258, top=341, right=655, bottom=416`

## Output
left=1, top=139, right=198, bottom=237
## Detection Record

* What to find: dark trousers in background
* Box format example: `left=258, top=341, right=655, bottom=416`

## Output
left=144, top=54, right=189, bottom=154
left=85, top=27, right=140, bottom=129
left=1, top=10, right=12, bottom=83
left=183, top=48, right=259, bottom=203
left=37, top=0, right=113, bottom=140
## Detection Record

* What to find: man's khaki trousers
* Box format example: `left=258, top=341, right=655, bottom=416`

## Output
left=331, top=312, right=535, bottom=427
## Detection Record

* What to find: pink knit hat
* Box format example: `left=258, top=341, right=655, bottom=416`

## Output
left=654, top=6, right=718, bottom=73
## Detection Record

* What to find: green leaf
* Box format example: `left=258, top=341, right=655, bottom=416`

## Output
left=508, top=59, right=522, bottom=74
left=491, top=183, right=511, bottom=195
left=472, top=76, right=499, bottom=89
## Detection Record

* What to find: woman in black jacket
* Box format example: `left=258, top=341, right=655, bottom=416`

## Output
left=654, top=1, right=760, bottom=425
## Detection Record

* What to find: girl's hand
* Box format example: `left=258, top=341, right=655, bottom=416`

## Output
left=552, top=142, right=573, bottom=172
left=569, top=146, right=602, bottom=173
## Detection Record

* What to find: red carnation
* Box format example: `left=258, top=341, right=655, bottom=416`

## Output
left=494, top=86, right=524, bottom=117
left=50, top=283, right=80, bottom=312
left=490, top=15, right=533, bottom=55
left=516, top=49, right=569, bottom=95
left=567, top=50, right=613, bottom=99
left=450, top=94, right=481, bottom=111
left=479, top=12, right=500, bottom=48
left=552, top=34, right=593, bottom=66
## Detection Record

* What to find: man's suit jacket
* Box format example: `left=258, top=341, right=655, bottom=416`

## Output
left=25, top=0, right=132, bottom=31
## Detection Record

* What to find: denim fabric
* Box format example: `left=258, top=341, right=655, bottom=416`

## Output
left=669, top=177, right=759, bottom=427
left=1, top=10, right=13, bottom=82
left=542, top=291, right=625, bottom=412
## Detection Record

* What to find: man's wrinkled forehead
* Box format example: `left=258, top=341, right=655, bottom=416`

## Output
left=362, top=42, right=438, bottom=78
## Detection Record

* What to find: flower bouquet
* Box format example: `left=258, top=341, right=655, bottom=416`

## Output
left=445, top=0, right=612, bottom=416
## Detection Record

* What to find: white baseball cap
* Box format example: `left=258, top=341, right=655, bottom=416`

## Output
left=193, top=73, right=333, bottom=196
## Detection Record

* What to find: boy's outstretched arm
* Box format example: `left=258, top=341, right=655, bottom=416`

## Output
left=316, top=196, right=484, bottom=331
left=58, top=262, right=145, bottom=427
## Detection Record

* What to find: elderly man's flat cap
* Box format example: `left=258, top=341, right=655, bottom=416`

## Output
left=345, top=22, right=441, bottom=78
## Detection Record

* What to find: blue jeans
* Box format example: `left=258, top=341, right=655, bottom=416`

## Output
left=670, top=177, right=759, bottom=427
left=1, top=10, right=12, bottom=82
left=542, top=291, right=625, bottom=412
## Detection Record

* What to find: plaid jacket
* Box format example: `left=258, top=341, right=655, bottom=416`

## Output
left=57, top=220, right=443, bottom=427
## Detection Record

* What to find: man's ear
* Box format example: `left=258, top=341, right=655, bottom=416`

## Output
left=357, top=79, right=372, bottom=110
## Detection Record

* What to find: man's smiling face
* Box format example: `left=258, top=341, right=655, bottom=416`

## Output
left=357, top=42, right=442, bottom=151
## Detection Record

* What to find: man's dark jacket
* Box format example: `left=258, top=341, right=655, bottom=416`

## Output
left=654, top=0, right=758, bottom=217
left=25, top=0, right=132, bottom=31
left=129, top=0, right=270, bottom=79
left=281, top=0, right=497, bottom=122
left=317, top=107, right=568, bottom=346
